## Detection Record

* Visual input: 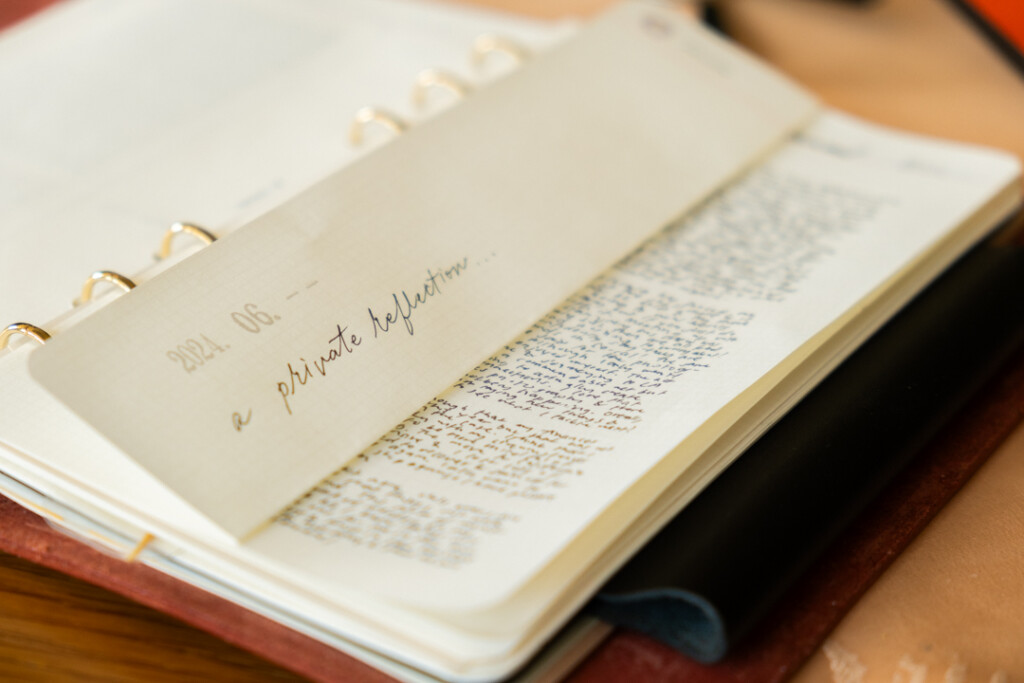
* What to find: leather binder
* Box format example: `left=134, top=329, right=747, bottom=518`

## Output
left=2, top=2, right=1023, bottom=681
left=585, top=231, right=1024, bottom=674
left=2, top=243, right=1022, bottom=681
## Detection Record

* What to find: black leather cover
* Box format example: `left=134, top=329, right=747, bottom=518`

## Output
left=590, top=235, right=1024, bottom=663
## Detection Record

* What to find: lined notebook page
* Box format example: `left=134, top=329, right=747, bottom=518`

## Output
left=29, top=2, right=817, bottom=539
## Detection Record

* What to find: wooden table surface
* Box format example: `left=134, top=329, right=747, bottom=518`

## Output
left=2, top=0, right=1023, bottom=681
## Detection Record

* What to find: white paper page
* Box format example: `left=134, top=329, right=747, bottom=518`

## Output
left=226, top=112, right=1019, bottom=620
left=0, top=0, right=563, bottom=325
left=27, top=3, right=817, bottom=539
left=0, top=112, right=1018, bottom=683
left=0, top=350, right=234, bottom=543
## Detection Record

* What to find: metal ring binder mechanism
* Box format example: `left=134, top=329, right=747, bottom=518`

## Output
left=411, top=69, right=473, bottom=108
left=0, top=31, right=531, bottom=646
left=157, top=221, right=217, bottom=260
left=124, top=533, right=154, bottom=563
left=2, top=221, right=213, bottom=351
left=0, top=323, right=50, bottom=350
left=471, top=34, right=530, bottom=67
left=75, top=270, right=136, bottom=306
left=349, top=35, right=526, bottom=148
left=349, top=107, right=408, bottom=146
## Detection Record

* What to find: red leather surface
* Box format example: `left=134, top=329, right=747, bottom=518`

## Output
left=0, top=0, right=55, bottom=30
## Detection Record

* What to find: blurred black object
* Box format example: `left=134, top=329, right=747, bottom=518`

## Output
left=589, top=227, right=1024, bottom=663
left=946, top=0, right=1024, bottom=76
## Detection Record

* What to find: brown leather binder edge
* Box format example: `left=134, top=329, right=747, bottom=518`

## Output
left=568, top=345, right=1024, bottom=682
left=2, top=341, right=1022, bottom=683
left=0, top=496, right=393, bottom=683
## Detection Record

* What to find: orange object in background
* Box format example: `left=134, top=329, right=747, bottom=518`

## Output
left=972, top=0, right=1024, bottom=47
left=950, top=0, right=1024, bottom=73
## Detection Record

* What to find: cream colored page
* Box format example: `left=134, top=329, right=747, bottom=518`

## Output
left=0, top=0, right=562, bottom=324
left=218, top=113, right=1019, bottom=622
left=111, top=110, right=1020, bottom=682
left=0, top=351, right=232, bottom=543
left=28, top=3, right=817, bottom=539
left=0, top=112, right=1018, bottom=683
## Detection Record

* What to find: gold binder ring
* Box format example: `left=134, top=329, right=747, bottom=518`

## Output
left=349, top=107, right=408, bottom=146
left=411, top=69, right=472, bottom=109
left=157, top=222, right=216, bottom=260
left=124, top=532, right=154, bottom=562
left=0, top=322, right=50, bottom=350
left=471, top=34, right=530, bottom=68
left=77, top=270, right=136, bottom=306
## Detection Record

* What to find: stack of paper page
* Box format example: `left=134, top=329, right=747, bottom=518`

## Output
left=0, top=1, right=1019, bottom=681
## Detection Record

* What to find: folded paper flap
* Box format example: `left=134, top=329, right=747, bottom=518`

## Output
left=25, top=2, right=817, bottom=539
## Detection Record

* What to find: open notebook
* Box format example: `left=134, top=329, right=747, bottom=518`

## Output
left=0, top=1, right=1020, bottom=681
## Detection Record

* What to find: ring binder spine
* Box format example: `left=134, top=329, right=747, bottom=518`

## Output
left=5, top=37, right=531, bottom=349
left=124, top=532, right=154, bottom=562
left=349, top=107, right=408, bottom=146
left=471, top=34, right=530, bottom=67
left=0, top=323, right=50, bottom=350
left=2, top=221, right=217, bottom=353
left=74, top=270, right=137, bottom=306
left=3, top=36, right=532, bottom=355
left=411, top=68, right=473, bottom=108
left=157, top=222, right=217, bottom=260
left=349, top=34, right=530, bottom=150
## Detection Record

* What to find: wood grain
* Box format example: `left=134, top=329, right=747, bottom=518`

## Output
left=0, top=551, right=304, bottom=682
